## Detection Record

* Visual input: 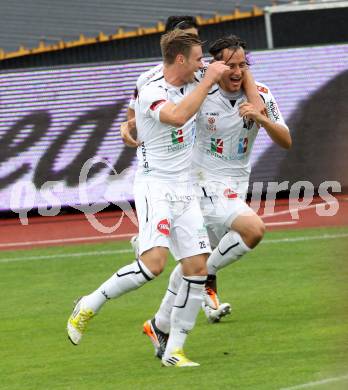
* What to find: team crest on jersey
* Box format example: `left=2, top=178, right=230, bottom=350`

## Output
left=223, top=188, right=238, bottom=199
left=157, top=219, right=170, bottom=236
left=207, top=116, right=217, bottom=132
left=211, top=138, right=224, bottom=154
left=171, top=129, right=184, bottom=144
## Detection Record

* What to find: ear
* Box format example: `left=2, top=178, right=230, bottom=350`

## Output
left=176, top=54, right=185, bottom=65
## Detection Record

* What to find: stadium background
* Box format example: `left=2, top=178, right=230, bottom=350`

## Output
left=0, top=1, right=348, bottom=389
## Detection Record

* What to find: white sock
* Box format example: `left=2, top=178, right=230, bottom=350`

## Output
left=207, top=231, right=251, bottom=275
left=164, top=275, right=206, bottom=358
left=82, top=259, right=154, bottom=312
left=155, top=264, right=182, bottom=334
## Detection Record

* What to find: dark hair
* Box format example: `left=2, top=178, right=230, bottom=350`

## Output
left=165, top=15, right=198, bottom=33
left=160, top=30, right=202, bottom=65
left=209, top=35, right=248, bottom=61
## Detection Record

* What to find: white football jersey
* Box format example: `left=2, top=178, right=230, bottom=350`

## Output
left=134, top=70, right=198, bottom=182
left=129, top=64, right=206, bottom=110
left=129, top=63, right=164, bottom=110
left=192, top=81, right=289, bottom=181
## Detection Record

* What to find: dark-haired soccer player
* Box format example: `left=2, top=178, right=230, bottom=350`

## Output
left=140, top=35, right=291, bottom=358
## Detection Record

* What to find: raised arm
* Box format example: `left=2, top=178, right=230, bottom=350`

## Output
left=159, top=61, right=229, bottom=126
left=242, top=69, right=267, bottom=116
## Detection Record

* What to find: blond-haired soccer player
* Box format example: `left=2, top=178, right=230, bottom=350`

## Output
left=67, top=30, right=229, bottom=367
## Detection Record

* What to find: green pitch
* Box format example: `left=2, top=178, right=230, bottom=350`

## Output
left=1, top=226, right=348, bottom=390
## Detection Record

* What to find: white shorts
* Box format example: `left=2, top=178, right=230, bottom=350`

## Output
left=195, top=178, right=254, bottom=248
left=134, top=180, right=211, bottom=260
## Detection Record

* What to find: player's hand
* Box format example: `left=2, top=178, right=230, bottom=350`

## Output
left=255, top=101, right=268, bottom=117
left=203, top=61, right=230, bottom=86
left=239, top=102, right=265, bottom=124
left=120, top=119, right=140, bottom=147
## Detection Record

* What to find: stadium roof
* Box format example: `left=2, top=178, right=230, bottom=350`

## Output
left=0, top=0, right=325, bottom=54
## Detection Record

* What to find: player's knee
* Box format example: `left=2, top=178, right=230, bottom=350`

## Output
left=191, top=263, right=208, bottom=276
left=147, top=255, right=166, bottom=276
left=140, top=248, right=168, bottom=276
left=181, top=255, right=208, bottom=276
left=239, top=217, right=265, bottom=248
left=248, top=219, right=265, bottom=248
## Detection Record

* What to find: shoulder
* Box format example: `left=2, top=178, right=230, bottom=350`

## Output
left=137, top=63, right=164, bottom=90
left=255, top=81, right=271, bottom=96
left=139, top=75, right=167, bottom=103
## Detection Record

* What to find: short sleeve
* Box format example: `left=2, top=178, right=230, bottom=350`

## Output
left=139, top=85, right=168, bottom=122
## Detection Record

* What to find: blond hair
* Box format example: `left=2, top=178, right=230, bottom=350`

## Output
left=160, top=30, right=202, bottom=65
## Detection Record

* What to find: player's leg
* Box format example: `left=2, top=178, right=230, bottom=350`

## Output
left=143, top=264, right=182, bottom=358
left=201, top=182, right=264, bottom=321
left=207, top=211, right=265, bottom=274
left=198, top=192, right=233, bottom=321
left=203, top=189, right=265, bottom=322
left=161, top=199, right=211, bottom=367
left=67, top=183, right=170, bottom=345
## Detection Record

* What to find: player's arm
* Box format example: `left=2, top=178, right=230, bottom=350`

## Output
left=121, top=86, right=139, bottom=147
left=239, top=101, right=292, bottom=149
left=159, top=61, right=229, bottom=126
left=120, top=118, right=139, bottom=147
left=243, top=69, right=267, bottom=116
left=127, top=107, right=135, bottom=121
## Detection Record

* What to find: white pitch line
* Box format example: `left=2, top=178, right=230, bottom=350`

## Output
left=0, top=200, right=341, bottom=248
left=0, top=232, right=135, bottom=248
left=261, top=201, right=337, bottom=218
left=0, top=232, right=347, bottom=264
left=280, top=373, right=348, bottom=389
left=262, top=232, right=348, bottom=244
left=0, top=248, right=133, bottom=264
left=265, top=221, right=298, bottom=227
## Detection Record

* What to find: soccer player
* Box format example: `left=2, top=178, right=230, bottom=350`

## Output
left=67, top=30, right=229, bottom=367
left=141, top=35, right=291, bottom=358
left=125, top=15, right=199, bottom=133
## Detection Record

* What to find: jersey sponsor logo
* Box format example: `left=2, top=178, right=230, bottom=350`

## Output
left=171, top=129, right=184, bottom=144
left=157, top=218, right=170, bottom=236
left=238, top=137, right=248, bottom=154
left=150, top=99, right=166, bottom=111
left=223, top=188, right=238, bottom=199
left=257, top=85, right=269, bottom=94
left=267, top=100, right=280, bottom=121
left=211, top=138, right=224, bottom=154
left=141, top=141, right=151, bottom=173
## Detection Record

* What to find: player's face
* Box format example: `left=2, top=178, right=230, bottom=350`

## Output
left=219, top=48, right=247, bottom=92
left=182, top=45, right=204, bottom=83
